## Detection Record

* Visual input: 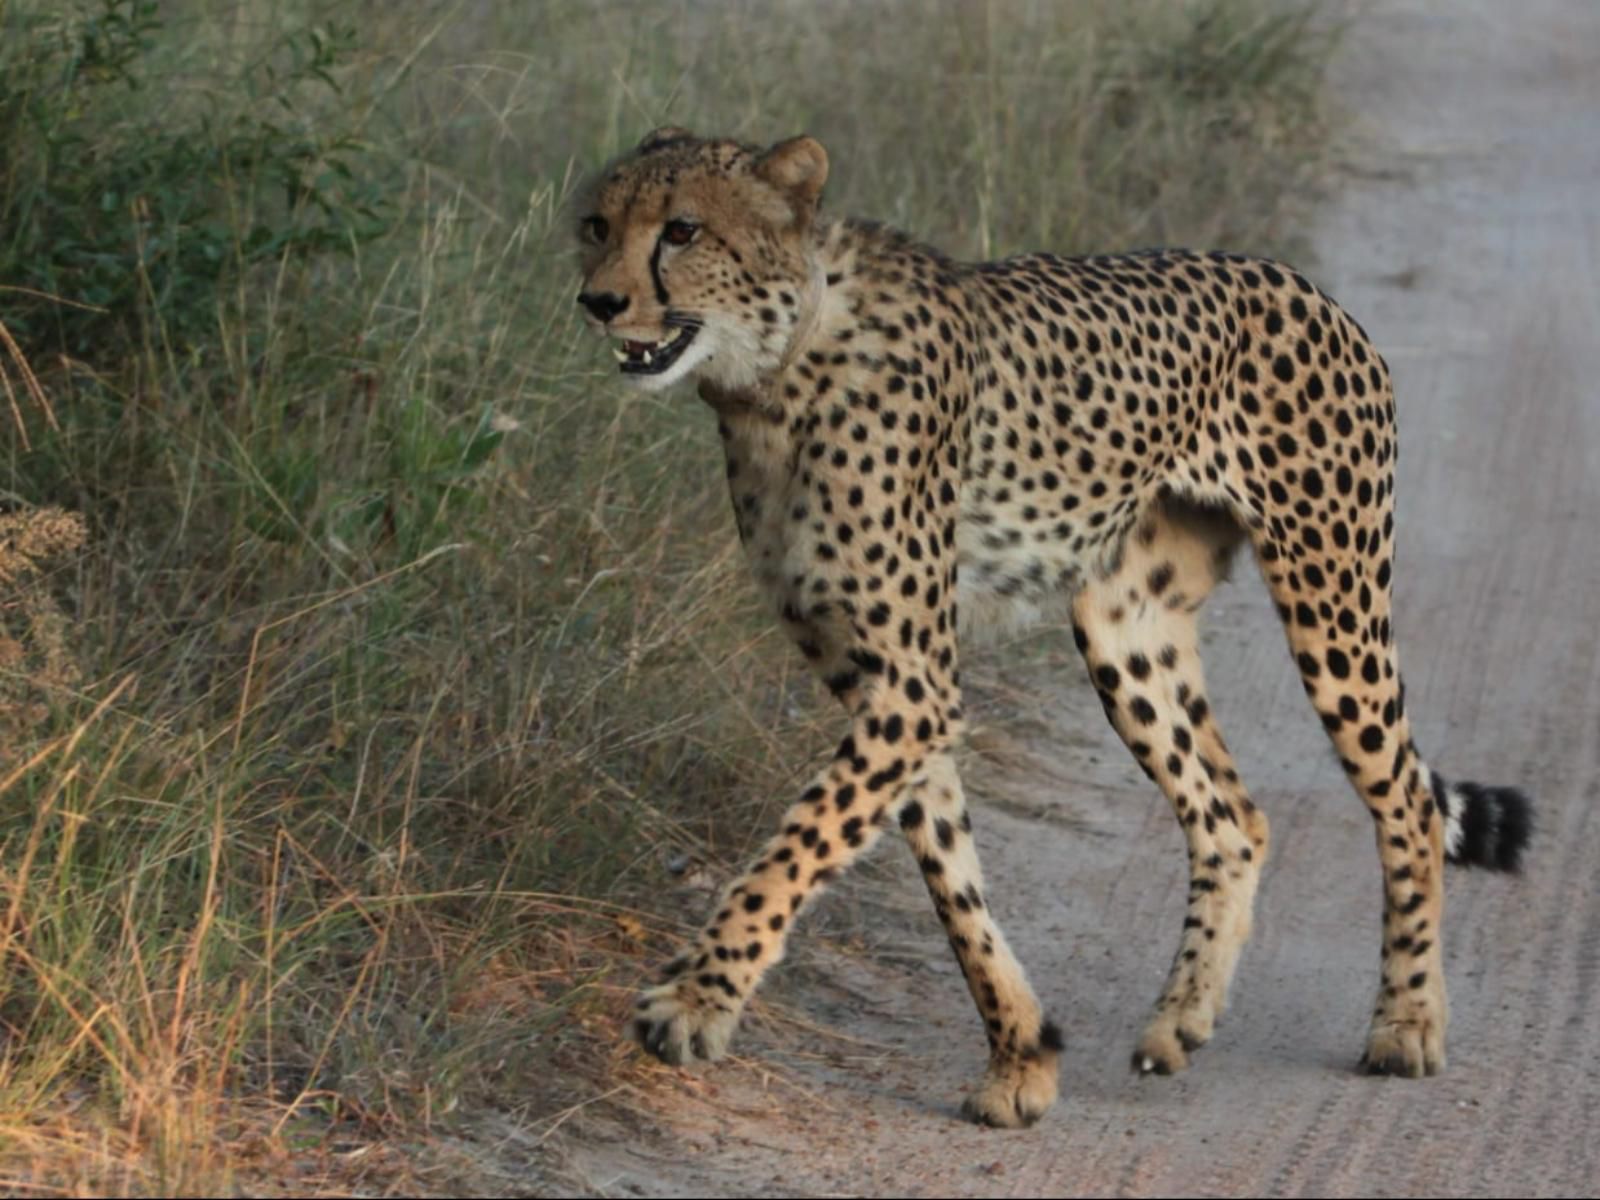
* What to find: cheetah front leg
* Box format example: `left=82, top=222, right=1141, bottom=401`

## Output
left=630, top=652, right=953, bottom=1063
left=900, top=752, right=1060, bottom=1126
left=631, top=651, right=1058, bottom=1126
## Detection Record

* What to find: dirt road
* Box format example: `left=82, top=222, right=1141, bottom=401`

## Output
left=547, top=3, right=1600, bottom=1194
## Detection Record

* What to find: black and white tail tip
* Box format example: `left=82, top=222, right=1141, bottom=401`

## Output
left=1434, top=771, right=1534, bottom=872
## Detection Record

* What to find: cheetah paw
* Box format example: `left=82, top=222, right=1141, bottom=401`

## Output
left=629, top=979, right=741, bottom=1066
left=1132, top=1012, right=1211, bottom=1076
left=960, top=1050, right=1060, bottom=1128
left=1361, top=1018, right=1445, bottom=1078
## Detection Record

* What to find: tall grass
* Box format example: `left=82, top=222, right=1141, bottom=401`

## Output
left=0, top=0, right=1334, bottom=1190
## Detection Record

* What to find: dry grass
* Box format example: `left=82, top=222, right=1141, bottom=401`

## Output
left=0, top=0, right=1337, bottom=1192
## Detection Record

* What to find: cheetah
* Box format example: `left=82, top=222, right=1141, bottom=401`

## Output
left=574, top=128, right=1532, bottom=1127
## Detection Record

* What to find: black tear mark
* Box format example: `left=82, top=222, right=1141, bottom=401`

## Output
left=649, top=237, right=670, bottom=307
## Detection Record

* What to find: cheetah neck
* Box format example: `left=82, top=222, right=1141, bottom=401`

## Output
left=698, top=238, right=832, bottom=422
left=699, top=218, right=964, bottom=437
left=777, top=257, right=828, bottom=377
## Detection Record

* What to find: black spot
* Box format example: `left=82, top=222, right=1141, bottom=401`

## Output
left=867, top=760, right=906, bottom=792
left=1038, top=1020, right=1065, bottom=1054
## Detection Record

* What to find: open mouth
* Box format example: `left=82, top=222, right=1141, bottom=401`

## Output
left=611, top=322, right=700, bottom=376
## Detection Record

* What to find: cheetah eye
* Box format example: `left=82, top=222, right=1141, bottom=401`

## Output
left=581, top=215, right=609, bottom=244
left=662, top=219, right=699, bottom=247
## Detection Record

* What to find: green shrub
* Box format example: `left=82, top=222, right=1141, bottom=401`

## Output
left=0, top=0, right=391, bottom=363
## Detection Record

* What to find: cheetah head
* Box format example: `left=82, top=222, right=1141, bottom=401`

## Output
left=575, top=128, right=829, bottom=393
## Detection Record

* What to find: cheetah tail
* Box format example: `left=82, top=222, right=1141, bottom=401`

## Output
left=1430, top=769, right=1534, bottom=872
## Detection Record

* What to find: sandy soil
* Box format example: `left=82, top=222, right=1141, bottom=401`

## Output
left=539, top=3, right=1600, bottom=1194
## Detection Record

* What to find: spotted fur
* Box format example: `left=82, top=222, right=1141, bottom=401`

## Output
left=575, top=130, right=1533, bottom=1126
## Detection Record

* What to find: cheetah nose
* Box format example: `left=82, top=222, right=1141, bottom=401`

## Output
left=578, top=291, right=630, bottom=323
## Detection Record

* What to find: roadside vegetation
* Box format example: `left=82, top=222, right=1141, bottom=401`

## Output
left=0, top=0, right=1333, bottom=1191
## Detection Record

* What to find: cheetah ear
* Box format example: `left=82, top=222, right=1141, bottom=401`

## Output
left=756, top=135, right=829, bottom=223
left=637, top=126, right=694, bottom=153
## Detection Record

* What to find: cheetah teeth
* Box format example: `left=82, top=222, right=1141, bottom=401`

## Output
left=611, top=330, right=693, bottom=366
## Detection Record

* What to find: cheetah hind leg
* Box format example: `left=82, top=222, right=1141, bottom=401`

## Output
left=1071, top=498, right=1267, bottom=1075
